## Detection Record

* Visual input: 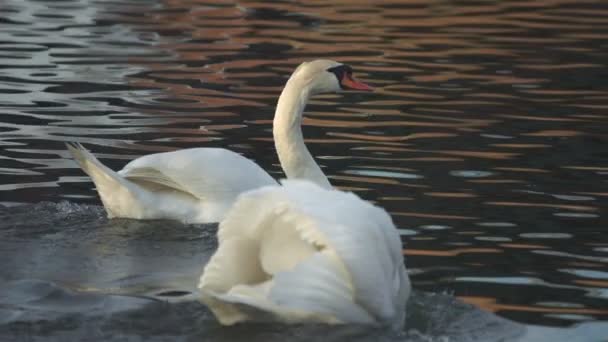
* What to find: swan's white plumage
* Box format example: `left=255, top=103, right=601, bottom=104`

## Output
left=199, top=180, right=410, bottom=329
left=120, top=148, right=276, bottom=200
left=67, top=143, right=276, bottom=223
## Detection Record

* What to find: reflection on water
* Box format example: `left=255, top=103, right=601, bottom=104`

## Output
left=0, top=0, right=607, bottom=335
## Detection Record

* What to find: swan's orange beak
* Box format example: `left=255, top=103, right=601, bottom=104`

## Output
left=340, top=74, right=373, bottom=91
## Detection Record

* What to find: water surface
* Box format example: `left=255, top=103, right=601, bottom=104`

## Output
left=1, top=0, right=607, bottom=340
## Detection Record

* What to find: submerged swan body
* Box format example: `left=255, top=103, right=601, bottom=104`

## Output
left=199, top=180, right=410, bottom=329
left=66, top=60, right=372, bottom=223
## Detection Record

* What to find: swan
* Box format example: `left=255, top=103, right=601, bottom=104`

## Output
left=198, top=179, right=410, bottom=329
left=66, top=60, right=372, bottom=223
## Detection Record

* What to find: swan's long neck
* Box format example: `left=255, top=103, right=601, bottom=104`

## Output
left=273, top=76, right=331, bottom=189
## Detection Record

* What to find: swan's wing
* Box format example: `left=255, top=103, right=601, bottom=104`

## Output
left=120, top=148, right=276, bottom=200
left=199, top=237, right=268, bottom=325
left=269, top=251, right=376, bottom=324
left=250, top=179, right=408, bottom=324
left=199, top=234, right=329, bottom=325
left=323, top=204, right=409, bottom=326
left=201, top=241, right=374, bottom=325
left=205, top=179, right=409, bottom=327
left=120, top=166, right=190, bottom=193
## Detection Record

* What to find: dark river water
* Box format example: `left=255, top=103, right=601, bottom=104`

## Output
left=1, top=0, right=607, bottom=341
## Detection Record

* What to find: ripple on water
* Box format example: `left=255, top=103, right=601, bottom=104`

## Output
left=454, top=276, right=545, bottom=285
left=397, top=228, right=418, bottom=236
left=418, top=224, right=452, bottom=230
left=544, top=314, right=595, bottom=322
left=344, top=169, right=423, bottom=179
left=532, top=250, right=608, bottom=263
left=553, top=212, right=600, bottom=218
left=480, top=134, right=514, bottom=139
left=520, top=233, right=573, bottom=239
left=551, top=194, right=596, bottom=201
left=0, top=279, right=157, bottom=318
left=475, top=236, right=512, bottom=242
left=536, top=302, right=585, bottom=308
left=449, top=170, right=494, bottom=178
left=475, top=222, right=517, bottom=228
left=559, top=269, right=608, bottom=280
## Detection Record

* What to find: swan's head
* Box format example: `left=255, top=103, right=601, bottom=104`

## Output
left=292, top=59, right=372, bottom=95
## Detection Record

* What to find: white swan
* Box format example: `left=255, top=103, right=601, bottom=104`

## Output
left=198, top=179, right=410, bottom=330
left=66, top=60, right=372, bottom=223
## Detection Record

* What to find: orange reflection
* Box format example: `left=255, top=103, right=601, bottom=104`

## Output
left=439, top=150, right=518, bottom=160
left=524, top=130, right=583, bottom=137
left=485, top=201, right=597, bottom=212
left=493, top=167, right=549, bottom=173
left=499, top=243, right=549, bottom=249
left=575, top=280, right=608, bottom=287
left=576, top=192, right=608, bottom=197
left=499, top=114, right=582, bottom=122
left=490, top=144, right=551, bottom=148
left=330, top=175, right=400, bottom=185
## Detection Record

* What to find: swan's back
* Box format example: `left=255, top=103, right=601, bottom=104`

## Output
left=120, top=148, right=276, bottom=199
left=199, top=179, right=410, bottom=329
left=66, top=145, right=278, bottom=223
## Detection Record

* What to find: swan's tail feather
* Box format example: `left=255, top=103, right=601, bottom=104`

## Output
left=66, top=142, right=117, bottom=183
left=66, top=142, right=136, bottom=215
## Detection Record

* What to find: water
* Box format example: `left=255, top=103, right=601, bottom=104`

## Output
left=1, top=0, right=607, bottom=340
left=1, top=202, right=606, bottom=341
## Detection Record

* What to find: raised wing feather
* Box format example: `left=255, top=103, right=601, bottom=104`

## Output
left=267, top=180, right=405, bottom=323
left=121, top=166, right=190, bottom=193
left=269, top=251, right=376, bottom=324
left=119, top=148, right=277, bottom=200
left=203, top=179, right=410, bottom=327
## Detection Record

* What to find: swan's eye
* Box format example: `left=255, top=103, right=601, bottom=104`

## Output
left=328, top=64, right=372, bottom=91
left=327, top=64, right=352, bottom=84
